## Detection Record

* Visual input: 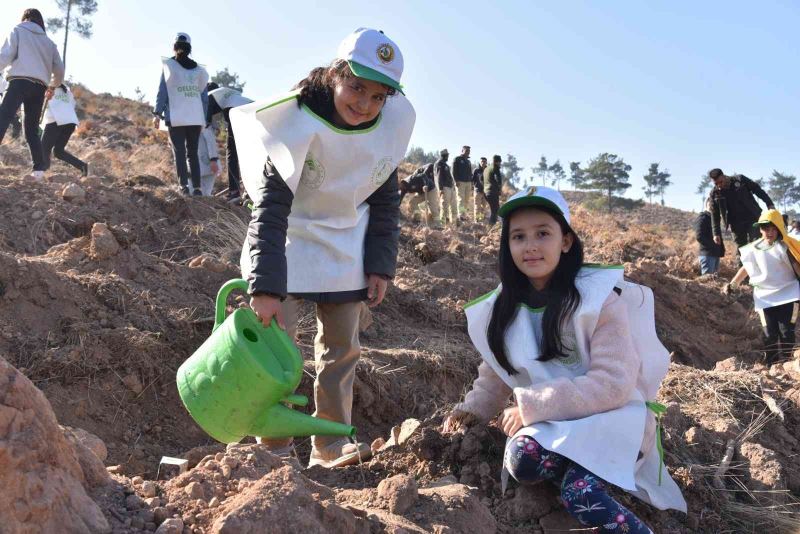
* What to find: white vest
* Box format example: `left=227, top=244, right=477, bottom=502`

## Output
left=162, top=58, right=208, bottom=127
left=42, top=87, right=79, bottom=126
left=741, top=239, right=800, bottom=310
left=232, top=91, right=416, bottom=293
left=209, top=87, right=252, bottom=110
left=465, top=266, right=686, bottom=512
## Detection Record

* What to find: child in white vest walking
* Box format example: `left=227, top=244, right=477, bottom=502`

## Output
left=231, top=28, right=415, bottom=468
left=41, top=83, right=87, bottom=176
left=726, top=209, right=800, bottom=363
left=444, top=186, right=686, bottom=532
left=152, top=32, right=209, bottom=196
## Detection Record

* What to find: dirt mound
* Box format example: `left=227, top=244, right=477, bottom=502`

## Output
left=2, top=86, right=800, bottom=532
left=0, top=355, right=110, bottom=533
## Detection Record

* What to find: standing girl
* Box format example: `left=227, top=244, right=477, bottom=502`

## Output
left=231, top=28, right=415, bottom=468
left=726, top=209, right=800, bottom=364
left=41, top=83, right=88, bottom=176
left=444, top=186, right=686, bottom=532
left=153, top=33, right=209, bottom=196
left=0, top=8, right=64, bottom=180
left=206, top=81, right=252, bottom=202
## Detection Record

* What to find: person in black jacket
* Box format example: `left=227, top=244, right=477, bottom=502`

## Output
left=483, top=154, right=503, bottom=225
left=452, top=145, right=473, bottom=221
left=695, top=197, right=725, bottom=274
left=709, top=168, right=775, bottom=258
left=473, top=157, right=488, bottom=221
left=436, top=149, right=458, bottom=225
left=400, top=163, right=439, bottom=225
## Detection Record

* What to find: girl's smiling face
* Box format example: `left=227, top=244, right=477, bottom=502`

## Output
left=760, top=223, right=779, bottom=244
left=332, top=77, right=389, bottom=127
left=508, top=208, right=574, bottom=290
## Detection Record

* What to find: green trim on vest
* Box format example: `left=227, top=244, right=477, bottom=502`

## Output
left=300, top=104, right=383, bottom=135
left=582, top=263, right=624, bottom=270
left=519, top=303, right=545, bottom=313
left=464, top=289, right=498, bottom=309
left=256, top=90, right=301, bottom=113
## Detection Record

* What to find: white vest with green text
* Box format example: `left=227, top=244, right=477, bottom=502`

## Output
left=740, top=239, right=800, bottom=310
left=42, top=87, right=79, bottom=126
left=162, top=58, right=208, bottom=127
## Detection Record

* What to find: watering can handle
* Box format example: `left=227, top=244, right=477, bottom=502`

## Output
left=214, top=278, right=251, bottom=331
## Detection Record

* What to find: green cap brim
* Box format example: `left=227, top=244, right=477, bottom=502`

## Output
left=347, top=61, right=405, bottom=95
left=498, top=196, right=563, bottom=219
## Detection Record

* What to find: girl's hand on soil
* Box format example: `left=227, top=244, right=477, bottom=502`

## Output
left=152, top=117, right=160, bottom=130
left=367, top=274, right=388, bottom=308
left=501, top=405, right=524, bottom=437
left=250, top=294, right=285, bottom=330
left=442, top=410, right=477, bottom=434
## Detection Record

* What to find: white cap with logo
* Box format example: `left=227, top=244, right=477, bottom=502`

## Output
left=336, top=28, right=404, bottom=94
left=175, top=32, right=191, bottom=44
left=499, top=185, right=571, bottom=224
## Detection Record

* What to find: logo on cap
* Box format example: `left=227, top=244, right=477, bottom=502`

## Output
left=376, top=44, right=395, bottom=64
left=526, top=186, right=538, bottom=196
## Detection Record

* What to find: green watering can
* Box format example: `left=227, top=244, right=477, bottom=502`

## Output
left=177, top=279, right=356, bottom=443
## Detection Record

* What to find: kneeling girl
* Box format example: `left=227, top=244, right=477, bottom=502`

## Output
left=444, top=187, right=686, bottom=532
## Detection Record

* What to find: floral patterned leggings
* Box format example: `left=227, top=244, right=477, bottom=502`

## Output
left=505, top=435, right=653, bottom=534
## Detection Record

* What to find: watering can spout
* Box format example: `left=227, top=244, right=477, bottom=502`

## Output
left=251, top=403, right=356, bottom=440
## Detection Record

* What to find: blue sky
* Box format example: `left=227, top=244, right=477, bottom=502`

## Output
left=3, top=0, right=798, bottom=210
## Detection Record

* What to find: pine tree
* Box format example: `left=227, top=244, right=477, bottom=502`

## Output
left=47, top=0, right=98, bottom=68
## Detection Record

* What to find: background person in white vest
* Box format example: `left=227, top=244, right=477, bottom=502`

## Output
left=152, top=33, right=209, bottom=196
left=40, top=83, right=87, bottom=176
left=193, top=123, right=219, bottom=196
left=726, top=209, right=800, bottom=364
left=231, top=28, right=415, bottom=469
left=0, top=8, right=65, bottom=180
left=206, top=81, right=253, bottom=203
left=444, top=186, right=686, bottom=531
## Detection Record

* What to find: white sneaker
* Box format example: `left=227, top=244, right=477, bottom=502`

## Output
left=31, top=170, right=44, bottom=181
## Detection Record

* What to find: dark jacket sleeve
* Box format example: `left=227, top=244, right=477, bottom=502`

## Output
left=206, top=95, right=222, bottom=123
left=154, top=73, right=168, bottom=118
left=711, top=197, right=722, bottom=237
left=247, top=161, right=294, bottom=298
left=742, top=176, right=775, bottom=209
left=364, top=169, right=401, bottom=278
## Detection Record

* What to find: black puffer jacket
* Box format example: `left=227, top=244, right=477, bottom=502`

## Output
left=710, top=174, right=774, bottom=236
left=452, top=154, right=472, bottom=183
left=694, top=211, right=725, bottom=257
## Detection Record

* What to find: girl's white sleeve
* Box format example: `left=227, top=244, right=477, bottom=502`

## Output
left=202, top=128, right=219, bottom=159
left=455, top=361, right=512, bottom=422
left=514, top=292, right=640, bottom=425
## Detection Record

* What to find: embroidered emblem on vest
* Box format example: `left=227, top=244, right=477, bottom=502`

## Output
left=371, top=157, right=394, bottom=186
left=300, top=157, right=326, bottom=190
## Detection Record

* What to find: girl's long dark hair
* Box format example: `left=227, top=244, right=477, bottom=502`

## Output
left=487, top=206, right=584, bottom=375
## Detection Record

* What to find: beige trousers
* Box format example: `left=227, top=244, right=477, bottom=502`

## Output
left=409, top=190, right=441, bottom=226
left=441, top=186, right=458, bottom=225
left=475, top=191, right=488, bottom=221
left=281, top=297, right=361, bottom=450
left=456, top=182, right=474, bottom=221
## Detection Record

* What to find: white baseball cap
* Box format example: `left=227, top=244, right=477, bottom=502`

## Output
left=336, top=28, right=404, bottom=94
left=175, top=32, right=191, bottom=44
left=499, top=185, right=571, bottom=224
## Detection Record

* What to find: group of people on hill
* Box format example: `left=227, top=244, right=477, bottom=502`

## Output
left=152, top=32, right=250, bottom=200
left=228, top=27, right=686, bottom=532
left=2, top=11, right=694, bottom=531
left=0, top=11, right=248, bottom=200
left=400, top=149, right=504, bottom=227
left=0, top=9, right=87, bottom=180
left=695, top=168, right=800, bottom=363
